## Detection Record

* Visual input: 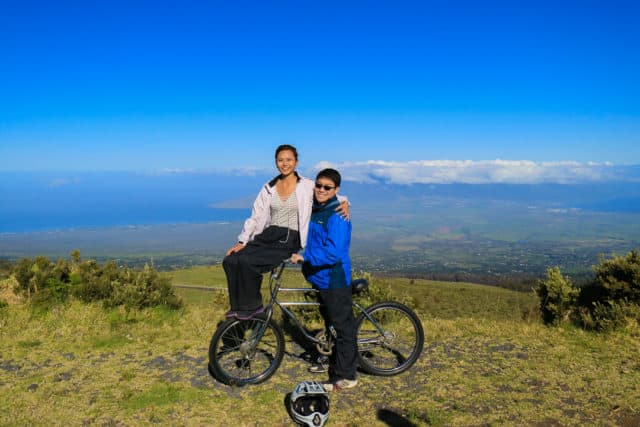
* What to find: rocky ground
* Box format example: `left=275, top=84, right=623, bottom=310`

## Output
left=2, top=330, right=639, bottom=426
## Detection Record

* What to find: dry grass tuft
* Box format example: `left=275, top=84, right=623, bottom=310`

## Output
left=0, top=277, right=21, bottom=305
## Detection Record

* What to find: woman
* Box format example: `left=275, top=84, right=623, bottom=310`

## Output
left=223, top=145, right=348, bottom=319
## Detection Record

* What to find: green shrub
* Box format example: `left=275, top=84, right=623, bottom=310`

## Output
left=13, top=258, right=37, bottom=297
left=542, top=250, right=640, bottom=332
left=72, top=260, right=117, bottom=303
left=11, top=252, right=182, bottom=312
left=576, top=250, right=640, bottom=331
left=0, top=259, right=13, bottom=280
left=12, top=257, right=72, bottom=305
left=107, top=263, right=182, bottom=312
left=590, top=300, right=628, bottom=332
left=535, top=267, right=579, bottom=325
left=593, top=250, right=640, bottom=304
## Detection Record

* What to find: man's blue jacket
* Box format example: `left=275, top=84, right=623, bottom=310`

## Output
left=301, top=196, right=352, bottom=290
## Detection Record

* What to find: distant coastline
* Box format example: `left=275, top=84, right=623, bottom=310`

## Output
left=0, top=208, right=249, bottom=234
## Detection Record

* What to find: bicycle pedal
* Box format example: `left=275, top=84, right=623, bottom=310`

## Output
left=308, top=363, right=329, bottom=374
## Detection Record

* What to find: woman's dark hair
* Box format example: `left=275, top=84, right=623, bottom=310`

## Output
left=275, top=144, right=298, bottom=160
left=316, top=168, right=341, bottom=187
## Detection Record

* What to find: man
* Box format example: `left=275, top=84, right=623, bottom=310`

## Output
left=290, top=168, right=357, bottom=392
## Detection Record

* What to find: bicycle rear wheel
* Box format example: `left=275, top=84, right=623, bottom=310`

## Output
left=208, top=316, right=285, bottom=385
left=355, top=301, right=424, bottom=376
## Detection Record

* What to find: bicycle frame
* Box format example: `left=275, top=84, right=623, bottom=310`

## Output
left=255, top=261, right=385, bottom=350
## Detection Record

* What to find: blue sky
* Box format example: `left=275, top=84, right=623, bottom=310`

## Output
left=1, top=0, right=639, bottom=181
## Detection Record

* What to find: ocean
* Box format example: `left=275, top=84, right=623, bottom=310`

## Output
left=0, top=171, right=260, bottom=233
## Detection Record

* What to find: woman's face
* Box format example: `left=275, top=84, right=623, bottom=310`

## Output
left=276, top=149, right=298, bottom=176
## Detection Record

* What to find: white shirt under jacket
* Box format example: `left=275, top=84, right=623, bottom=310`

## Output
left=237, top=173, right=347, bottom=250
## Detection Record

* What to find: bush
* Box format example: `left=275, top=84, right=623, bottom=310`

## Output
left=576, top=250, right=640, bottom=331
left=11, top=252, right=182, bottom=312
left=107, top=263, right=182, bottom=313
left=535, top=267, right=579, bottom=325
left=593, top=250, right=640, bottom=304
left=0, top=259, right=13, bottom=280
left=72, top=260, right=118, bottom=303
left=12, top=257, right=72, bottom=305
left=539, top=250, right=640, bottom=332
left=590, top=300, right=628, bottom=332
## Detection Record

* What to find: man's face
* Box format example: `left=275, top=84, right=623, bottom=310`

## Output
left=314, top=177, right=338, bottom=204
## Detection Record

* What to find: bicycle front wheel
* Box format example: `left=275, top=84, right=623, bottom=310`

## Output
left=356, top=301, right=424, bottom=376
left=208, top=316, right=285, bottom=386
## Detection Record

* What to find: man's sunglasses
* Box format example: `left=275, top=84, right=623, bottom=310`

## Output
left=314, top=183, right=336, bottom=191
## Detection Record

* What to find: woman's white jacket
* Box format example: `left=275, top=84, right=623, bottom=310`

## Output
left=237, top=173, right=346, bottom=250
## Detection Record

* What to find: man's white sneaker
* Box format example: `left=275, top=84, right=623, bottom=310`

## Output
left=322, top=379, right=357, bottom=392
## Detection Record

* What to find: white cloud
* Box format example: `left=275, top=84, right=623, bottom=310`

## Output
left=147, top=160, right=640, bottom=184
left=150, top=166, right=273, bottom=176
left=313, top=160, right=639, bottom=184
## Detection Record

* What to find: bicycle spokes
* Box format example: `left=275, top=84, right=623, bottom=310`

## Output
left=355, top=302, right=424, bottom=376
left=209, top=317, right=285, bottom=386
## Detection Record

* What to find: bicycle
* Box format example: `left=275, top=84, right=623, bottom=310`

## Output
left=208, top=260, right=425, bottom=386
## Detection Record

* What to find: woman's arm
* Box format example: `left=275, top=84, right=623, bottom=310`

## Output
left=336, top=197, right=350, bottom=220
left=232, top=185, right=271, bottom=252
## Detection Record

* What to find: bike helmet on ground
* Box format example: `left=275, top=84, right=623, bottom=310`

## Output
left=290, top=380, right=330, bottom=427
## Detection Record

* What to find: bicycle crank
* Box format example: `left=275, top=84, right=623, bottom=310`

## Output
left=314, top=330, right=334, bottom=355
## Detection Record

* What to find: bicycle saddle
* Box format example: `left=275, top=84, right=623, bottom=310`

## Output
left=351, top=278, right=369, bottom=294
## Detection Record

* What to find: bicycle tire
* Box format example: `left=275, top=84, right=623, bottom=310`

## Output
left=355, top=301, right=424, bottom=376
left=208, top=316, right=285, bottom=386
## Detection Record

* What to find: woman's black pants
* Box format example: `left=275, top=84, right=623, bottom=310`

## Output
left=223, top=226, right=300, bottom=311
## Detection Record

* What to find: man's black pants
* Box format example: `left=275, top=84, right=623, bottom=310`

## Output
left=319, top=286, right=357, bottom=381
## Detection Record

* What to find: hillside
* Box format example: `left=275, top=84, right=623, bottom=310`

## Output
left=2, top=177, right=639, bottom=286
left=1, top=267, right=639, bottom=426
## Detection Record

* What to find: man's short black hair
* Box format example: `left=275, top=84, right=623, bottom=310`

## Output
left=316, top=168, right=341, bottom=187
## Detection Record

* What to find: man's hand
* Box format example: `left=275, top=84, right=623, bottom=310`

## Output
left=290, top=253, right=304, bottom=264
left=225, top=242, right=245, bottom=256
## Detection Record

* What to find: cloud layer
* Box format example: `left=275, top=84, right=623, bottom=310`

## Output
left=314, top=160, right=640, bottom=185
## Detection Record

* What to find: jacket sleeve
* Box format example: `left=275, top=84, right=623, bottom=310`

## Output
left=304, top=215, right=351, bottom=267
left=237, top=185, right=270, bottom=243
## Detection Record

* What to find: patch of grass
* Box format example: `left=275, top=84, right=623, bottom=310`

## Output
left=91, top=335, right=130, bottom=349
left=374, top=275, right=539, bottom=321
left=18, top=339, right=42, bottom=348
left=123, top=382, right=203, bottom=411
left=162, top=265, right=227, bottom=287
left=174, top=286, right=226, bottom=307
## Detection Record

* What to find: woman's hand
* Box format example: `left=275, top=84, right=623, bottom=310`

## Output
left=336, top=200, right=350, bottom=220
left=290, top=253, right=304, bottom=264
left=225, top=242, right=245, bottom=256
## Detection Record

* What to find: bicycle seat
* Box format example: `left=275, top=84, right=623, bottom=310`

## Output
left=351, top=278, right=369, bottom=294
